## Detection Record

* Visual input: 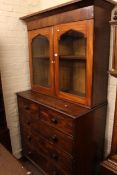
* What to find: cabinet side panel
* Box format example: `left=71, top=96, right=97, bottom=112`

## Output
left=75, top=104, right=107, bottom=175
left=92, top=5, right=112, bottom=106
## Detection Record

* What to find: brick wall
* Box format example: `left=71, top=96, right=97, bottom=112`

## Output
left=0, top=0, right=72, bottom=158
left=0, top=0, right=116, bottom=158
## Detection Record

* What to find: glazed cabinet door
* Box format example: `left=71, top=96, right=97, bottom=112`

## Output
left=28, top=27, right=54, bottom=95
left=54, top=20, right=93, bottom=106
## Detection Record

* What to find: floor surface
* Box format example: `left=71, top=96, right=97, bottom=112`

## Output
left=20, top=158, right=43, bottom=175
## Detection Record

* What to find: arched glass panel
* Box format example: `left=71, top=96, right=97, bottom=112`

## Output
left=32, top=35, right=50, bottom=88
left=59, top=30, right=86, bottom=97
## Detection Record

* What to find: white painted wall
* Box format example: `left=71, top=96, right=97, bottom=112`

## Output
left=0, top=0, right=116, bottom=158
left=105, top=5, right=117, bottom=156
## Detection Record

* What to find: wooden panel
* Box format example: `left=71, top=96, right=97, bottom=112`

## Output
left=28, top=27, right=55, bottom=96
left=23, top=138, right=69, bottom=175
left=54, top=20, right=93, bottom=106
left=40, top=105, right=74, bottom=136
left=32, top=121, right=73, bottom=155
left=22, top=131, right=72, bottom=174
left=92, top=4, right=112, bottom=106
left=17, top=91, right=90, bottom=118
left=26, top=6, right=94, bottom=31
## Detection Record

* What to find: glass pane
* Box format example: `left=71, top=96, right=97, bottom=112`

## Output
left=59, top=30, right=86, bottom=97
left=32, top=35, right=50, bottom=88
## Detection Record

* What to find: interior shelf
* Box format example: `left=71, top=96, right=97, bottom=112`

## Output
left=33, top=56, right=49, bottom=59
left=59, top=55, right=86, bottom=60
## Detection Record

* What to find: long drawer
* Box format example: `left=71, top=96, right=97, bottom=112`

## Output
left=22, top=137, right=70, bottom=175
left=32, top=121, right=73, bottom=155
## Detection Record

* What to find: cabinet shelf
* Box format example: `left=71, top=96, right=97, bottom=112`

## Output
left=33, top=56, right=49, bottom=59
left=59, top=55, right=86, bottom=60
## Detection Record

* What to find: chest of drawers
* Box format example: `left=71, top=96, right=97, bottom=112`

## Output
left=17, top=90, right=107, bottom=175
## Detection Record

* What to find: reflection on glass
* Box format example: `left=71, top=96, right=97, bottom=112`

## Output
left=59, top=30, right=86, bottom=97
left=32, top=35, right=50, bottom=87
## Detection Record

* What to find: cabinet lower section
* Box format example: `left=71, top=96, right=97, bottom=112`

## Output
left=17, top=90, right=107, bottom=175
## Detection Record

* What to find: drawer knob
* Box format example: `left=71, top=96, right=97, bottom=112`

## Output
left=24, top=106, right=30, bottom=110
left=28, top=151, right=32, bottom=155
left=51, top=135, right=58, bottom=142
left=27, top=121, right=30, bottom=125
left=52, top=170, right=58, bottom=175
left=51, top=118, right=58, bottom=124
left=51, top=153, right=59, bottom=160
left=27, top=136, right=32, bottom=142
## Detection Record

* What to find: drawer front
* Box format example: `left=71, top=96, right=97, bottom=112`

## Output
left=40, top=106, right=74, bottom=136
left=23, top=143, right=69, bottom=175
left=32, top=121, right=73, bottom=155
left=22, top=130, right=73, bottom=174
left=18, top=97, right=39, bottom=123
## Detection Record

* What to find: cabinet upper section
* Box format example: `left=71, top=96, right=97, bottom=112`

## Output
left=21, top=0, right=114, bottom=107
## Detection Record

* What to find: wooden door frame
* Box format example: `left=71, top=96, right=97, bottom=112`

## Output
left=28, top=27, right=55, bottom=96
left=54, top=20, right=94, bottom=106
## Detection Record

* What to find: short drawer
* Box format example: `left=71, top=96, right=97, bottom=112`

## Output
left=32, top=121, right=74, bottom=155
left=18, top=97, right=39, bottom=123
left=40, top=105, right=74, bottom=136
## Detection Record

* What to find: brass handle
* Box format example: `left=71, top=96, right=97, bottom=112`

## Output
left=50, top=135, right=58, bottom=143
left=51, top=118, right=58, bottom=124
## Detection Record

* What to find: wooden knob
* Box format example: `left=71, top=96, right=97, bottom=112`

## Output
left=27, top=136, right=31, bottom=142
left=51, top=118, right=58, bottom=124
left=28, top=151, right=32, bottom=155
left=51, top=153, right=59, bottom=160
left=25, top=106, right=30, bottom=110
left=51, top=135, right=58, bottom=142
left=27, top=121, right=30, bottom=125
left=52, top=170, right=58, bottom=175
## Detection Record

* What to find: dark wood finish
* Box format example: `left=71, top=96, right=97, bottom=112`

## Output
left=101, top=158, right=117, bottom=175
left=26, top=6, right=94, bottom=31
left=17, top=90, right=107, bottom=175
left=18, top=1, right=114, bottom=175
left=28, top=27, right=55, bottom=96
left=21, top=0, right=113, bottom=107
left=0, top=144, right=30, bottom=175
left=0, top=74, right=11, bottom=152
left=109, top=21, right=117, bottom=77
left=92, top=3, right=113, bottom=106
left=40, top=105, right=74, bottom=136
left=20, top=0, right=113, bottom=23
left=54, top=20, right=93, bottom=106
